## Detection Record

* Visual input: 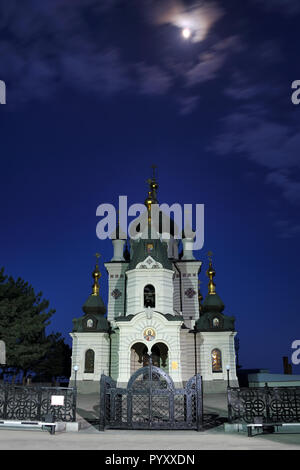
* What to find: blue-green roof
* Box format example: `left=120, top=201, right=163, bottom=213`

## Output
left=72, top=293, right=109, bottom=332
left=82, top=294, right=106, bottom=315
left=127, top=238, right=172, bottom=271
left=202, top=293, right=225, bottom=313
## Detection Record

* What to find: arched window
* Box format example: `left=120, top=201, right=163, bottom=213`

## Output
left=212, top=317, right=220, bottom=328
left=211, top=348, right=222, bottom=373
left=144, top=284, right=155, bottom=308
left=84, top=349, right=95, bottom=373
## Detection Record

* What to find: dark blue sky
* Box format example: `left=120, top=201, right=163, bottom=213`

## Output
left=1, top=0, right=300, bottom=373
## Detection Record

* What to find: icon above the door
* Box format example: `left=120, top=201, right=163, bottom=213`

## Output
left=143, top=328, right=156, bottom=342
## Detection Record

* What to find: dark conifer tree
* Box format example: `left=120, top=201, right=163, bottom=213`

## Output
left=34, top=333, right=71, bottom=384
left=0, top=268, right=55, bottom=381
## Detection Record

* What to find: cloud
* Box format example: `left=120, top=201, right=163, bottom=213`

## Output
left=143, top=0, right=224, bottom=42
left=60, top=48, right=131, bottom=95
left=136, top=63, right=172, bottom=95
left=211, top=110, right=296, bottom=170
left=266, top=171, right=300, bottom=205
left=0, top=1, right=134, bottom=103
left=258, top=40, right=283, bottom=63
left=0, top=0, right=238, bottom=114
left=273, top=219, right=300, bottom=239
left=177, top=95, right=200, bottom=115
left=210, top=107, right=300, bottom=204
left=0, top=0, right=244, bottom=117
left=183, top=35, right=241, bottom=87
left=252, top=0, right=300, bottom=15
left=225, top=84, right=265, bottom=100
left=224, top=72, right=277, bottom=101
left=143, top=0, right=183, bottom=24
left=185, top=51, right=225, bottom=86
left=210, top=102, right=300, bottom=236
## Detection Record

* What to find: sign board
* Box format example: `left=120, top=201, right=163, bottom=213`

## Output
left=171, top=361, right=178, bottom=370
left=0, top=340, right=6, bottom=365
left=51, top=395, right=65, bottom=406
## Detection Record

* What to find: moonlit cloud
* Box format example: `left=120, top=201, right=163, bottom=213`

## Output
left=0, top=0, right=236, bottom=110
left=185, top=52, right=225, bottom=86
left=184, top=36, right=241, bottom=87
left=144, top=0, right=224, bottom=42
left=0, top=0, right=286, bottom=124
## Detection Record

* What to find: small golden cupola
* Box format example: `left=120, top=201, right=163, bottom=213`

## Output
left=72, top=254, right=108, bottom=333
left=195, top=251, right=236, bottom=332
left=201, top=251, right=225, bottom=314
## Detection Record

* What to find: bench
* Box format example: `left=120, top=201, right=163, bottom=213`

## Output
left=247, top=422, right=300, bottom=437
left=0, top=420, right=56, bottom=435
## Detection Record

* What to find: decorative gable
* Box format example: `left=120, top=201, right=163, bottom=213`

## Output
left=136, top=256, right=163, bottom=270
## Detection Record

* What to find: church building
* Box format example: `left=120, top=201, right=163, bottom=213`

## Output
left=69, top=175, right=238, bottom=393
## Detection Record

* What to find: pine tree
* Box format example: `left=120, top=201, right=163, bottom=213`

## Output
left=0, top=267, right=56, bottom=380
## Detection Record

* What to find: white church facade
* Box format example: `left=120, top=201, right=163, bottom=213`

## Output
left=69, top=176, right=238, bottom=393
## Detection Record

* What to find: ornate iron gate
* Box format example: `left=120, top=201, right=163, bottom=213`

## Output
left=99, top=363, right=203, bottom=431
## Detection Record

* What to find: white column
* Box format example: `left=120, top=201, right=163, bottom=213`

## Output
left=111, top=239, right=126, bottom=261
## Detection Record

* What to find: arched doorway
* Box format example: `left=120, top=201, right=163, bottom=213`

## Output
left=151, top=343, right=169, bottom=373
left=130, top=342, right=169, bottom=375
left=130, top=343, right=148, bottom=375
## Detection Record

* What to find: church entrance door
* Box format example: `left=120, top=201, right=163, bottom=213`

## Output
left=131, top=343, right=168, bottom=373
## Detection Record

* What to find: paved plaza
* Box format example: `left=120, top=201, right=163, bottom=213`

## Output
left=1, top=392, right=300, bottom=450
left=1, top=426, right=300, bottom=450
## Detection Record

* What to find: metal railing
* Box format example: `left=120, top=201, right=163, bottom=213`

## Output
left=228, top=384, right=300, bottom=424
left=0, top=384, right=77, bottom=422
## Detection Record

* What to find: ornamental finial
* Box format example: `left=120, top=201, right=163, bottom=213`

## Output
left=206, top=251, right=216, bottom=295
left=145, top=165, right=158, bottom=204
left=145, top=166, right=159, bottom=231
left=92, top=253, right=102, bottom=296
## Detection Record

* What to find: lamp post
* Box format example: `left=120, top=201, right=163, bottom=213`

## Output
left=73, top=365, right=79, bottom=389
left=226, top=365, right=230, bottom=388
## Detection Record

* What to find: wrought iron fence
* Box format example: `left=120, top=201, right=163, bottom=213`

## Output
left=228, top=385, right=300, bottom=424
left=0, top=384, right=77, bottom=422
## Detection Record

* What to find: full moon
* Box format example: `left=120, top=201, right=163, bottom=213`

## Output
left=182, top=28, right=191, bottom=39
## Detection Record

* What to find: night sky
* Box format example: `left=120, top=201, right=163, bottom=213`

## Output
left=1, top=0, right=300, bottom=374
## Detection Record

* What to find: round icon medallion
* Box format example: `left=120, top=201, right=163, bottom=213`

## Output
left=143, top=328, right=156, bottom=342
